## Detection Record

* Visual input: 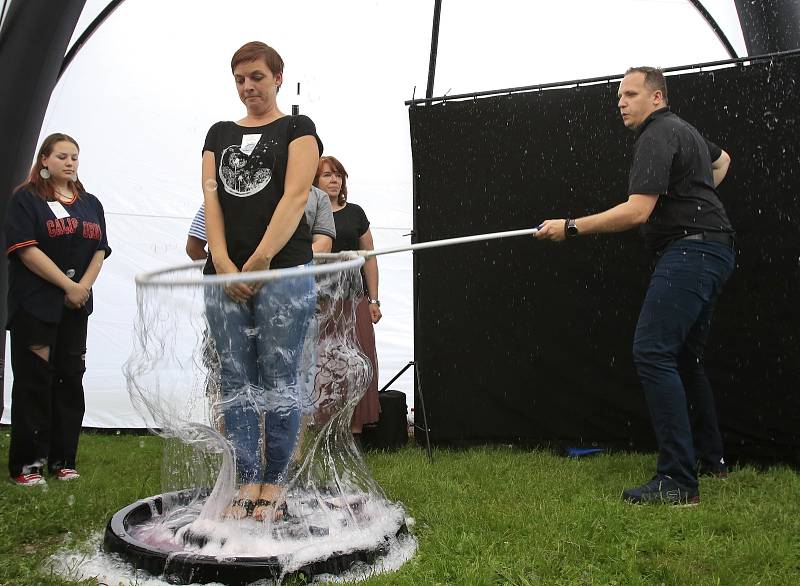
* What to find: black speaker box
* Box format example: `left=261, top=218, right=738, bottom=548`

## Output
left=362, top=390, right=409, bottom=451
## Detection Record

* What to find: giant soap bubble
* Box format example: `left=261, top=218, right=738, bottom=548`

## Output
left=106, top=255, right=415, bottom=584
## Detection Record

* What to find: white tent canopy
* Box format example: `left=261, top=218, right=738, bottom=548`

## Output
left=2, top=0, right=746, bottom=427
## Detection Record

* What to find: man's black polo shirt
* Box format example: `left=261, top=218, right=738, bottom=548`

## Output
left=628, top=107, right=734, bottom=252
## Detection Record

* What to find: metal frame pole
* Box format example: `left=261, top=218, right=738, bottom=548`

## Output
left=687, top=0, right=739, bottom=59
left=58, top=0, right=126, bottom=81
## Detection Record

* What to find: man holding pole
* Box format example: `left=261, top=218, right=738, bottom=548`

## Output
left=535, top=66, right=735, bottom=505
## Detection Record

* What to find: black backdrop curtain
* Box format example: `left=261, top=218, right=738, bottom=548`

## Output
left=409, top=55, right=800, bottom=465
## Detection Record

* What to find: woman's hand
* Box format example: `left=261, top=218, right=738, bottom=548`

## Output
left=214, top=256, right=253, bottom=303
left=242, top=252, right=271, bottom=294
left=241, top=252, right=270, bottom=274
left=369, top=302, right=382, bottom=324
left=64, top=282, right=90, bottom=308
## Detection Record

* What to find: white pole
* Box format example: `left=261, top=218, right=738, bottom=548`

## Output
left=362, top=226, right=540, bottom=258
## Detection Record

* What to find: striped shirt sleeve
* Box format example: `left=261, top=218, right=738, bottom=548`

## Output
left=188, top=205, right=207, bottom=241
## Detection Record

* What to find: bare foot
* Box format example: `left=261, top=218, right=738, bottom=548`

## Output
left=252, top=483, right=285, bottom=522
left=224, top=483, right=261, bottom=520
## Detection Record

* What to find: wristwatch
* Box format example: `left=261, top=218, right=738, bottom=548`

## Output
left=565, top=218, right=579, bottom=238
left=368, top=299, right=381, bottom=307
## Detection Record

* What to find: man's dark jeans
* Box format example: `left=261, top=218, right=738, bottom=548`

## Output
left=632, top=239, right=735, bottom=488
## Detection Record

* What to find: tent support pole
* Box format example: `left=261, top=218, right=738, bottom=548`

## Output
left=425, top=0, right=443, bottom=99
left=59, top=0, right=126, bottom=81
left=687, top=0, right=739, bottom=59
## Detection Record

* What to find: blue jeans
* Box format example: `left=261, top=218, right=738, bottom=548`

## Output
left=205, top=271, right=316, bottom=485
left=632, top=240, right=735, bottom=488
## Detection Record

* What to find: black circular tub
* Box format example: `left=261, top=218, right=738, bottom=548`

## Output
left=103, top=490, right=409, bottom=585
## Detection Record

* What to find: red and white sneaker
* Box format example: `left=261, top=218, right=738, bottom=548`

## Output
left=11, top=473, right=46, bottom=486
left=54, top=468, right=80, bottom=481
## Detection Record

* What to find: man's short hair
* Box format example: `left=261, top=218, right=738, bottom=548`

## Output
left=625, top=66, right=668, bottom=103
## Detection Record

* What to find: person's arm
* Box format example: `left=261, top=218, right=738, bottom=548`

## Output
left=242, top=135, right=320, bottom=272
left=186, top=235, right=208, bottom=260
left=535, top=194, right=658, bottom=242
left=711, top=150, right=731, bottom=188
left=69, top=249, right=106, bottom=309
left=358, top=228, right=381, bottom=324
left=311, top=188, right=335, bottom=253
left=312, top=234, right=333, bottom=253
left=203, top=151, right=231, bottom=271
left=202, top=150, right=252, bottom=300
left=16, top=247, right=89, bottom=306
left=79, top=250, right=105, bottom=289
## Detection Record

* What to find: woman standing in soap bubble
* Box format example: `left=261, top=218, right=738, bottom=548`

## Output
left=202, top=41, right=322, bottom=521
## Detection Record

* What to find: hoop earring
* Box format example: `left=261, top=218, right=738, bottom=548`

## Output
left=39, top=168, right=50, bottom=179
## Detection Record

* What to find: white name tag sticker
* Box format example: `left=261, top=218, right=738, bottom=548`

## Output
left=47, top=201, right=71, bottom=219
left=240, top=134, right=262, bottom=155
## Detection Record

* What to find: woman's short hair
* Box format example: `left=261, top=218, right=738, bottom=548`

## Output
left=315, top=156, right=348, bottom=206
left=231, top=41, right=284, bottom=80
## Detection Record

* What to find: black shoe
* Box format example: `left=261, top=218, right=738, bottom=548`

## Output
left=698, top=461, right=729, bottom=479
left=622, top=475, right=700, bottom=506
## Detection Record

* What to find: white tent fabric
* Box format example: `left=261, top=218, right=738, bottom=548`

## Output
left=2, top=0, right=746, bottom=427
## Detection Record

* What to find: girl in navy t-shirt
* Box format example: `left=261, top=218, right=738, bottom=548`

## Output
left=5, top=133, right=111, bottom=486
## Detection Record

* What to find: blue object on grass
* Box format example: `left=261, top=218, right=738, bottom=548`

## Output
left=566, top=447, right=604, bottom=458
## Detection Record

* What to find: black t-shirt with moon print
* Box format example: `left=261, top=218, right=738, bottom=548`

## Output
left=202, top=115, right=323, bottom=273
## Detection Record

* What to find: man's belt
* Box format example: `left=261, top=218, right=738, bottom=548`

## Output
left=678, top=231, right=735, bottom=246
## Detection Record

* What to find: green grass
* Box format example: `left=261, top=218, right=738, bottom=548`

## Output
left=1, top=434, right=798, bottom=585
left=0, top=431, right=162, bottom=585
